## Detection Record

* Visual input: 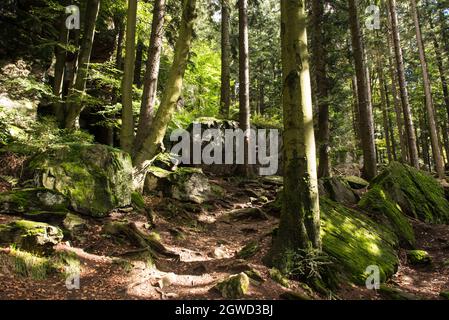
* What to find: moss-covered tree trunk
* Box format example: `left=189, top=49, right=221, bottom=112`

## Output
left=133, top=0, right=197, bottom=168
left=387, top=0, right=419, bottom=169
left=64, top=0, right=101, bottom=129
left=311, top=0, right=330, bottom=178
left=348, top=0, right=377, bottom=180
left=133, top=0, right=166, bottom=156
left=266, top=0, right=321, bottom=269
left=410, top=0, right=444, bottom=178
left=220, top=0, right=231, bottom=118
left=120, top=0, right=138, bottom=154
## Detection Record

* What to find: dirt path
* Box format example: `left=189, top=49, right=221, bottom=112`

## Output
left=1, top=177, right=449, bottom=300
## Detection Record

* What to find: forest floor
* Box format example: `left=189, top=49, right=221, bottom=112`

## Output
left=0, top=176, right=449, bottom=300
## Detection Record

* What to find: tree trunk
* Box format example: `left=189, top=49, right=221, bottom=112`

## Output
left=64, top=0, right=101, bottom=129
left=238, top=0, right=251, bottom=177
left=348, top=0, right=377, bottom=180
left=133, top=0, right=166, bottom=156
left=120, top=0, right=138, bottom=153
left=220, top=0, right=231, bottom=118
left=387, top=0, right=419, bottom=168
left=385, top=81, right=398, bottom=161
left=133, top=0, right=197, bottom=167
left=53, top=10, right=70, bottom=126
left=378, top=60, right=393, bottom=163
left=266, top=0, right=321, bottom=269
left=311, top=0, right=330, bottom=178
left=134, top=40, right=144, bottom=88
left=410, top=0, right=444, bottom=178
left=115, top=17, right=125, bottom=70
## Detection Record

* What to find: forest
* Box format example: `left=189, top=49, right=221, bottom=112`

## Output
left=1, top=0, right=449, bottom=303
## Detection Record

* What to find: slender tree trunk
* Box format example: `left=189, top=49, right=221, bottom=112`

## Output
left=351, top=74, right=360, bottom=143
left=378, top=60, right=393, bottom=163
left=64, top=0, right=101, bottom=129
left=410, top=0, right=444, bottom=177
left=120, top=0, right=138, bottom=153
left=348, top=0, right=377, bottom=180
left=220, top=0, right=231, bottom=118
left=133, top=0, right=166, bottom=156
left=388, top=0, right=419, bottom=168
left=238, top=0, right=251, bottom=177
left=266, top=0, right=321, bottom=269
left=311, top=0, right=330, bottom=178
left=442, top=122, right=449, bottom=165
left=115, top=18, right=125, bottom=70
left=134, top=40, right=144, bottom=88
left=53, top=10, right=70, bottom=126
left=385, top=81, right=398, bottom=161
left=133, top=0, right=197, bottom=167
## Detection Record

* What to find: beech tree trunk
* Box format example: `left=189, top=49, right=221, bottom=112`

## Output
left=120, top=0, right=138, bottom=153
left=266, top=0, right=321, bottom=269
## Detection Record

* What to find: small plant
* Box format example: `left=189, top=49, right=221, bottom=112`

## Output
left=282, top=248, right=332, bottom=281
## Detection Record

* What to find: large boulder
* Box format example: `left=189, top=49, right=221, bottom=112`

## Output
left=320, top=197, right=399, bottom=284
left=359, top=186, right=415, bottom=248
left=369, top=162, right=449, bottom=224
left=144, top=166, right=213, bottom=204
left=26, top=143, right=133, bottom=217
left=0, top=188, right=69, bottom=221
left=0, top=220, right=63, bottom=253
left=321, top=177, right=358, bottom=204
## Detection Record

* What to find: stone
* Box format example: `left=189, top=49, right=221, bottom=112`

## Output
left=322, top=177, right=357, bottom=204
left=343, top=176, right=369, bottom=189
left=406, top=250, right=431, bottom=265
left=26, top=143, right=133, bottom=217
left=214, top=273, right=250, bottom=299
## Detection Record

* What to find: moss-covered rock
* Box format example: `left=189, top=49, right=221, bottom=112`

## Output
left=439, top=291, right=449, bottom=299
left=62, top=213, right=88, bottom=237
left=379, top=284, right=420, bottom=300
left=406, top=250, right=431, bottom=265
left=320, top=197, right=399, bottom=285
left=144, top=166, right=212, bottom=204
left=343, top=176, right=369, bottom=189
left=322, top=177, right=357, bottom=204
left=369, top=162, right=449, bottom=223
left=269, top=268, right=290, bottom=287
left=131, top=192, right=145, bottom=210
left=0, top=188, right=69, bottom=221
left=0, top=220, right=63, bottom=253
left=215, top=273, right=250, bottom=299
left=359, top=186, right=415, bottom=247
left=26, top=143, right=133, bottom=217
left=237, top=241, right=260, bottom=259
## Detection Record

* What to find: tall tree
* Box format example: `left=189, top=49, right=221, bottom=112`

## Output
left=133, top=0, right=197, bottom=168
left=410, top=0, right=444, bottom=178
left=64, top=0, right=101, bottom=129
left=311, top=0, right=331, bottom=178
left=387, top=0, right=420, bottom=168
left=378, top=60, right=393, bottom=163
left=220, top=0, right=231, bottom=118
left=266, top=0, right=321, bottom=268
left=120, top=0, right=138, bottom=153
left=238, top=0, right=251, bottom=176
left=133, top=0, right=166, bottom=156
left=348, top=0, right=377, bottom=180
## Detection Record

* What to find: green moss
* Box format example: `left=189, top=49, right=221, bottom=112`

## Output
left=379, top=284, right=420, bottom=300
left=320, top=197, right=399, bottom=285
left=344, top=176, right=369, bottom=189
left=215, top=273, right=250, bottom=298
left=237, top=241, right=260, bottom=259
left=359, top=186, right=415, bottom=247
left=269, top=268, right=290, bottom=287
left=0, top=247, right=52, bottom=280
left=407, top=250, right=431, bottom=265
left=439, top=291, right=449, bottom=299
left=131, top=192, right=145, bottom=210
left=244, top=269, right=264, bottom=283
left=370, top=162, right=449, bottom=224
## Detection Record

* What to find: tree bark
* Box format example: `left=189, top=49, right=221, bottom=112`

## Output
left=64, top=0, right=101, bottom=129
left=387, top=0, right=419, bottom=168
left=133, top=0, right=197, bottom=167
left=134, top=39, right=144, bottom=88
left=311, top=0, right=330, bottom=178
left=114, top=17, right=125, bottom=70
left=348, top=0, right=377, bottom=180
left=410, top=0, right=444, bottom=178
left=266, top=0, right=321, bottom=269
left=220, top=0, right=231, bottom=118
left=120, top=0, right=138, bottom=153
left=133, top=0, right=166, bottom=156
left=378, top=60, right=393, bottom=163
